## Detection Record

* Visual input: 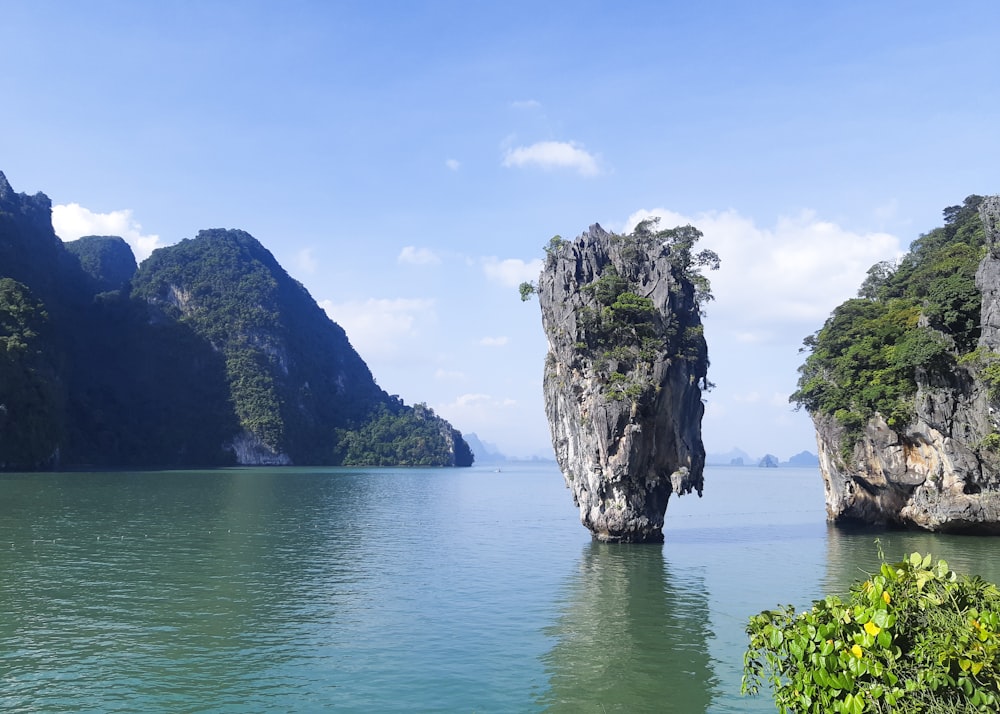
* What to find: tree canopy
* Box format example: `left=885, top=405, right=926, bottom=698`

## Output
left=791, top=196, right=986, bottom=451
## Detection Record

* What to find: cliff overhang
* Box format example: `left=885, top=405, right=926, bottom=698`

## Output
left=808, top=196, right=1000, bottom=533
left=532, top=221, right=715, bottom=542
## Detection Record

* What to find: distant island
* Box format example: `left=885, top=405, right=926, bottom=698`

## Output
left=0, top=170, right=473, bottom=470
left=705, top=448, right=819, bottom=468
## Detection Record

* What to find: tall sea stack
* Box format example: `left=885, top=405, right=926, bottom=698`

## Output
left=531, top=221, right=716, bottom=542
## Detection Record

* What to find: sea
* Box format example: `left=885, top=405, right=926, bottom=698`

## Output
left=2, top=463, right=998, bottom=713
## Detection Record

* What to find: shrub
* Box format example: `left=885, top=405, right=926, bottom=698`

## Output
left=743, top=551, right=1000, bottom=713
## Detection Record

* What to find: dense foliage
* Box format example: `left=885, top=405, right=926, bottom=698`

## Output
left=0, top=278, right=62, bottom=468
left=131, top=229, right=471, bottom=466
left=0, top=172, right=472, bottom=469
left=744, top=551, right=1000, bottom=713
left=337, top=402, right=474, bottom=466
left=522, top=219, right=717, bottom=401
left=791, top=196, right=986, bottom=452
left=63, top=235, right=137, bottom=293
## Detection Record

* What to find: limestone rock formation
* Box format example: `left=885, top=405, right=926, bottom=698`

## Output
left=533, top=222, right=715, bottom=542
left=810, top=196, right=1000, bottom=533
left=0, top=169, right=473, bottom=470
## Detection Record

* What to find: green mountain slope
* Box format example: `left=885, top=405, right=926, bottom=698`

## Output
left=792, top=196, right=986, bottom=451
left=0, top=171, right=472, bottom=469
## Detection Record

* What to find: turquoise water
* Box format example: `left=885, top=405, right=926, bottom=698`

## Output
left=2, top=464, right=999, bottom=712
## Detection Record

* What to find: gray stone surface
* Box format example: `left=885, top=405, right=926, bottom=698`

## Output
left=815, top=197, right=1000, bottom=532
left=536, top=224, right=708, bottom=542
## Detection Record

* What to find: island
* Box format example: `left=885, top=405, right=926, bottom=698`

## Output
left=522, top=220, right=718, bottom=542
left=794, top=195, right=1000, bottom=532
left=0, top=170, right=472, bottom=470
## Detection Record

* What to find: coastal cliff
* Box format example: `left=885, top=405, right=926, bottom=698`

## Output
left=796, top=196, right=1000, bottom=532
left=529, top=221, right=716, bottom=542
left=0, top=170, right=473, bottom=470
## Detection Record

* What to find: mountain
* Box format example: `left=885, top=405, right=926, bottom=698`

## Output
left=463, top=432, right=507, bottom=464
left=0, top=170, right=472, bottom=470
left=706, top=447, right=753, bottom=466
left=784, top=450, right=819, bottom=467
left=794, top=196, right=1000, bottom=532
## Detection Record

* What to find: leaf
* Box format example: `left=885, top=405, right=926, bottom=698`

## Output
left=769, top=628, right=784, bottom=648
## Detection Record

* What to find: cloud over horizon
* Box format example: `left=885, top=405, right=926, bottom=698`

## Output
left=320, top=297, right=436, bottom=361
left=398, top=246, right=441, bottom=265
left=52, top=203, right=164, bottom=261
left=481, top=256, right=543, bottom=287
left=624, top=207, right=904, bottom=332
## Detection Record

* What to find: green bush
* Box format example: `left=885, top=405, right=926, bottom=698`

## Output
left=743, top=551, right=1000, bottom=713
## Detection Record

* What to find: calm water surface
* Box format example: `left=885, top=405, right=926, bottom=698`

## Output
left=2, top=464, right=999, bottom=712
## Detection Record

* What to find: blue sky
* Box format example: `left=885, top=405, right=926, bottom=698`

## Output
left=2, top=1, right=998, bottom=459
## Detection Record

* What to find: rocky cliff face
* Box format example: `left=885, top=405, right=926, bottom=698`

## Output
left=535, top=223, right=712, bottom=542
left=814, top=196, right=1000, bottom=533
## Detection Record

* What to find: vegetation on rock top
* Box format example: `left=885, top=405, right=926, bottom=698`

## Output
left=791, top=196, right=988, bottom=456
left=522, top=219, right=718, bottom=402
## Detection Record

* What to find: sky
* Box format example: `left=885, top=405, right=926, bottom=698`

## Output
left=2, top=1, right=999, bottom=460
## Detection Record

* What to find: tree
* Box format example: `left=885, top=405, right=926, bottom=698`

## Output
left=0, top=278, right=61, bottom=468
left=858, top=261, right=896, bottom=300
left=793, top=198, right=986, bottom=451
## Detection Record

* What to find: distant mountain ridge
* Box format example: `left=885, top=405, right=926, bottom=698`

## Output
left=705, top=447, right=819, bottom=467
left=0, top=170, right=472, bottom=470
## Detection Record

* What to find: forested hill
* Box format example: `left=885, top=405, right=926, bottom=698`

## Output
left=0, top=170, right=473, bottom=470
left=792, top=195, right=986, bottom=443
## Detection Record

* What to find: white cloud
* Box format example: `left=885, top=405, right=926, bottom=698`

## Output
left=510, top=99, right=541, bottom=110
left=624, top=207, right=904, bottom=328
left=445, top=158, right=461, bottom=171
left=295, top=248, right=317, bottom=275
left=479, top=336, right=509, bottom=347
left=398, top=246, right=441, bottom=266
left=734, top=330, right=769, bottom=343
left=434, top=368, right=467, bottom=382
left=702, top=399, right=727, bottom=420
left=450, top=393, right=493, bottom=408
left=319, top=297, right=435, bottom=359
left=873, top=198, right=899, bottom=223
left=52, top=203, right=164, bottom=261
left=481, top=256, right=544, bottom=287
left=769, top=392, right=792, bottom=408
left=438, top=392, right=517, bottom=417
left=502, top=140, right=599, bottom=177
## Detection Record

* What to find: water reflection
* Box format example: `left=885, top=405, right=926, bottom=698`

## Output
left=540, top=542, right=716, bottom=713
left=825, top=524, right=1000, bottom=595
